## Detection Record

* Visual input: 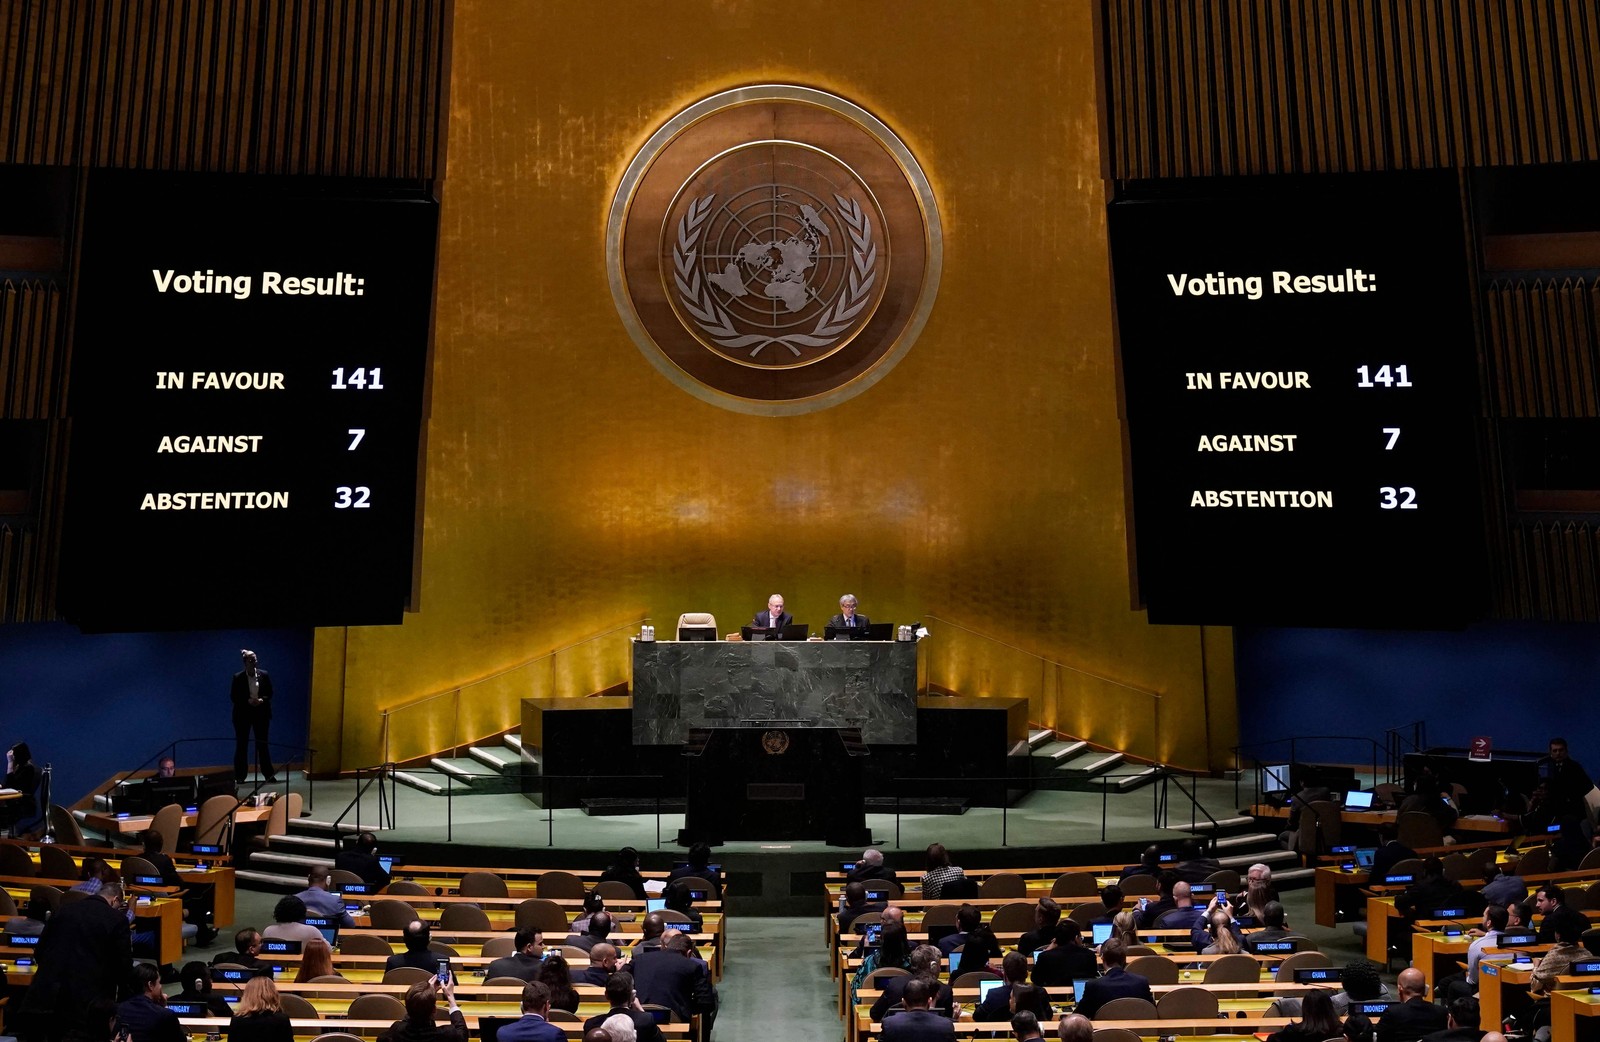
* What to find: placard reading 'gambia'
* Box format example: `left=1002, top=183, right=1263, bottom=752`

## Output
left=61, top=172, right=439, bottom=630
left=1109, top=173, right=1483, bottom=626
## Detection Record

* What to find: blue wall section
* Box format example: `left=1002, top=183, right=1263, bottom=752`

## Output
left=1234, top=622, right=1600, bottom=768
left=0, top=623, right=312, bottom=809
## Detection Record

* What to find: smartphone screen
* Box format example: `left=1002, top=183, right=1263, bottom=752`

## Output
left=436, top=959, right=450, bottom=982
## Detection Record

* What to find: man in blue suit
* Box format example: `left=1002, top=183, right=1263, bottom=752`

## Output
left=753, top=594, right=792, bottom=631
left=883, top=975, right=956, bottom=1041
left=1073, top=938, right=1153, bottom=1019
left=496, top=982, right=565, bottom=1042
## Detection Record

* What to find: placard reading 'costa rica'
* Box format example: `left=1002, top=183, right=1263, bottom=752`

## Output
left=1109, top=172, right=1484, bottom=626
left=61, top=172, right=439, bottom=630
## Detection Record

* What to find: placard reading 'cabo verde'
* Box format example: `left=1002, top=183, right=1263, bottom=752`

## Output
left=61, top=172, right=439, bottom=630
left=1109, top=173, right=1483, bottom=626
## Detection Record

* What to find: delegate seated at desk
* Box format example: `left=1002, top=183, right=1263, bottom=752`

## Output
left=752, top=594, right=792, bottom=631
left=828, top=593, right=870, bottom=632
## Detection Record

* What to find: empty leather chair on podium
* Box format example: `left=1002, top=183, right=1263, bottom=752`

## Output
left=675, top=612, right=717, bottom=639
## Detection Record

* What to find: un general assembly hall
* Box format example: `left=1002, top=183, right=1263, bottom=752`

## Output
left=1, top=3, right=1599, bottom=1041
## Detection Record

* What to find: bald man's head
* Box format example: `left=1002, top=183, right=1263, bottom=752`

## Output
left=1172, top=881, right=1193, bottom=906
left=1059, top=1013, right=1094, bottom=1042
left=1397, top=968, right=1426, bottom=999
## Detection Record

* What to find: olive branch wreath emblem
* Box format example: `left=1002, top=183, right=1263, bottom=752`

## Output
left=672, top=193, right=878, bottom=358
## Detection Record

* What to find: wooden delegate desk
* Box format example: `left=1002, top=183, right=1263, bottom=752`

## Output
left=1411, top=930, right=1472, bottom=993
left=1552, top=986, right=1600, bottom=1042
left=2, top=848, right=237, bottom=928
left=1478, top=954, right=1542, bottom=1029
left=82, top=803, right=273, bottom=835
left=1251, top=805, right=1512, bottom=834
left=3, top=881, right=188, bottom=966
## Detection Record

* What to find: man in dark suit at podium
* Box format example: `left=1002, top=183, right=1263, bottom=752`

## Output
left=752, top=594, right=792, bottom=631
left=828, top=594, right=870, bottom=631
left=230, top=649, right=275, bottom=781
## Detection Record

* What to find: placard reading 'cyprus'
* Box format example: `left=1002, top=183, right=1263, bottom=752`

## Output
left=61, top=172, right=439, bottom=630
left=1109, top=173, right=1484, bottom=626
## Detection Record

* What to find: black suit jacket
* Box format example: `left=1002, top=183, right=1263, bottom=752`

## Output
left=629, top=949, right=715, bottom=1022
left=230, top=668, right=274, bottom=721
left=1032, top=943, right=1098, bottom=988
left=828, top=613, right=871, bottom=631
left=973, top=982, right=1053, bottom=1022
left=1374, top=996, right=1449, bottom=1042
left=377, top=1010, right=467, bottom=1042
left=870, top=976, right=954, bottom=1022
left=666, top=864, right=723, bottom=900
left=752, top=610, right=793, bottom=630
left=334, top=848, right=391, bottom=889
left=882, top=1008, right=957, bottom=1042
left=582, top=1008, right=663, bottom=1042
left=572, top=966, right=611, bottom=987
left=846, top=863, right=899, bottom=886
left=118, top=995, right=185, bottom=1042
left=23, top=894, right=132, bottom=1014
left=1074, top=967, right=1153, bottom=1018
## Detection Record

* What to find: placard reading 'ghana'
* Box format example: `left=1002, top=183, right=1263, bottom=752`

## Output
left=61, top=172, right=439, bottom=630
left=1110, top=173, right=1484, bottom=626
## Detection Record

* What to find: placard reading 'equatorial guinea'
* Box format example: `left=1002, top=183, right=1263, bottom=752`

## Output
left=1109, top=173, right=1483, bottom=626
left=61, top=172, right=439, bottom=630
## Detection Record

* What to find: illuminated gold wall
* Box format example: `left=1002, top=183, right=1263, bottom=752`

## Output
left=310, top=0, right=1239, bottom=774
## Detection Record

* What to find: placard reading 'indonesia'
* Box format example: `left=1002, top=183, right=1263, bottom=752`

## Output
left=1109, top=172, right=1483, bottom=626
left=61, top=172, right=440, bottom=630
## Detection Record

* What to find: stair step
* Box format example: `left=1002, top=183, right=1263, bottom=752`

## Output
left=1039, top=740, right=1089, bottom=762
left=1092, top=765, right=1160, bottom=792
left=1027, top=729, right=1056, bottom=751
left=862, top=796, right=970, bottom=816
left=1212, top=832, right=1281, bottom=850
left=429, top=757, right=490, bottom=783
left=395, top=770, right=447, bottom=795
left=580, top=797, right=688, bottom=817
left=502, top=733, right=523, bottom=754
left=250, top=849, right=333, bottom=870
left=236, top=869, right=314, bottom=890
left=468, top=745, right=520, bottom=772
left=295, top=818, right=389, bottom=834
left=1058, top=751, right=1124, bottom=776
left=269, top=832, right=339, bottom=851
left=1218, top=849, right=1297, bottom=870
left=1167, top=816, right=1255, bottom=833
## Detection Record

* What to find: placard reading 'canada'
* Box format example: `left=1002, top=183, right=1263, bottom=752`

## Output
left=1109, top=173, right=1484, bottom=626
left=61, top=172, right=439, bottom=630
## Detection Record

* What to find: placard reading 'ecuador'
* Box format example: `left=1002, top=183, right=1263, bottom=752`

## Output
left=61, top=172, right=439, bottom=630
left=1109, top=173, right=1483, bottom=626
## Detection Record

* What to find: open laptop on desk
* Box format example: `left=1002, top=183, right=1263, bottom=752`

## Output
left=740, top=624, right=809, bottom=641
left=825, top=622, right=894, bottom=640
left=1343, top=789, right=1375, bottom=809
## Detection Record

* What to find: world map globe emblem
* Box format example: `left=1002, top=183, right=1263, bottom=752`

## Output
left=667, top=144, right=888, bottom=369
left=609, top=86, right=942, bottom=414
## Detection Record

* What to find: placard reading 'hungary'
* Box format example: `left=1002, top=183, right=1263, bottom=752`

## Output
left=61, top=172, right=439, bottom=630
left=1109, top=173, right=1483, bottom=626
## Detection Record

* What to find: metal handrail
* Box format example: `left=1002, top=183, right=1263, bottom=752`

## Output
left=1230, top=734, right=1386, bottom=809
left=331, top=762, right=397, bottom=836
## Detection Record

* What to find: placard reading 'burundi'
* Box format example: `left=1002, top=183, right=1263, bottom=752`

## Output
left=61, top=172, right=439, bottom=630
left=1109, top=173, right=1483, bottom=626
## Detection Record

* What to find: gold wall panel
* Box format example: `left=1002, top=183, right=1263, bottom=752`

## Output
left=312, top=0, right=1236, bottom=774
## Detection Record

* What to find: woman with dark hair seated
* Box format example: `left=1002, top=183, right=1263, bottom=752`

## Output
left=852, top=920, right=913, bottom=1003
left=3, top=742, right=40, bottom=836
left=952, top=923, right=1005, bottom=978
left=261, top=896, right=322, bottom=944
left=174, top=961, right=232, bottom=1017
left=597, top=847, right=646, bottom=900
left=665, top=882, right=704, bottom=932
left=536, top=953, right=580, bottom=1013
left=1267, top=990, right=1345, bottom=1042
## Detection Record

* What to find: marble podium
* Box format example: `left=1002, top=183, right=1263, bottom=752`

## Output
left=631, top=639, right=919, bottom=745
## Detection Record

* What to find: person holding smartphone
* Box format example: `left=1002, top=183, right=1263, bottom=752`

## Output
left=376, top=980, right=465, bottom=1042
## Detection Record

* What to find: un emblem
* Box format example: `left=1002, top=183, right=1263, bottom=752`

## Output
left=608, top=86, right=942, bottom=414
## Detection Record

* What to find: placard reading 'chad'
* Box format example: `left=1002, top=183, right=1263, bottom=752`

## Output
left=61, top=172, right=439, bottom=630
left=1110, top=173, right=1483, bottom=626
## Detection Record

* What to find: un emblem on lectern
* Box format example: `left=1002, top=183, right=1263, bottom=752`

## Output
left=608, top=86, right=942, bottom=415
left=762, top=730, right=791, bottom=755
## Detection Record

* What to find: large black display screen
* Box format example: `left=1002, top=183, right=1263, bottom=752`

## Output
left=1109, top=173, right=1483, bottom=626
left=61, top=172, right=439, bottom=630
